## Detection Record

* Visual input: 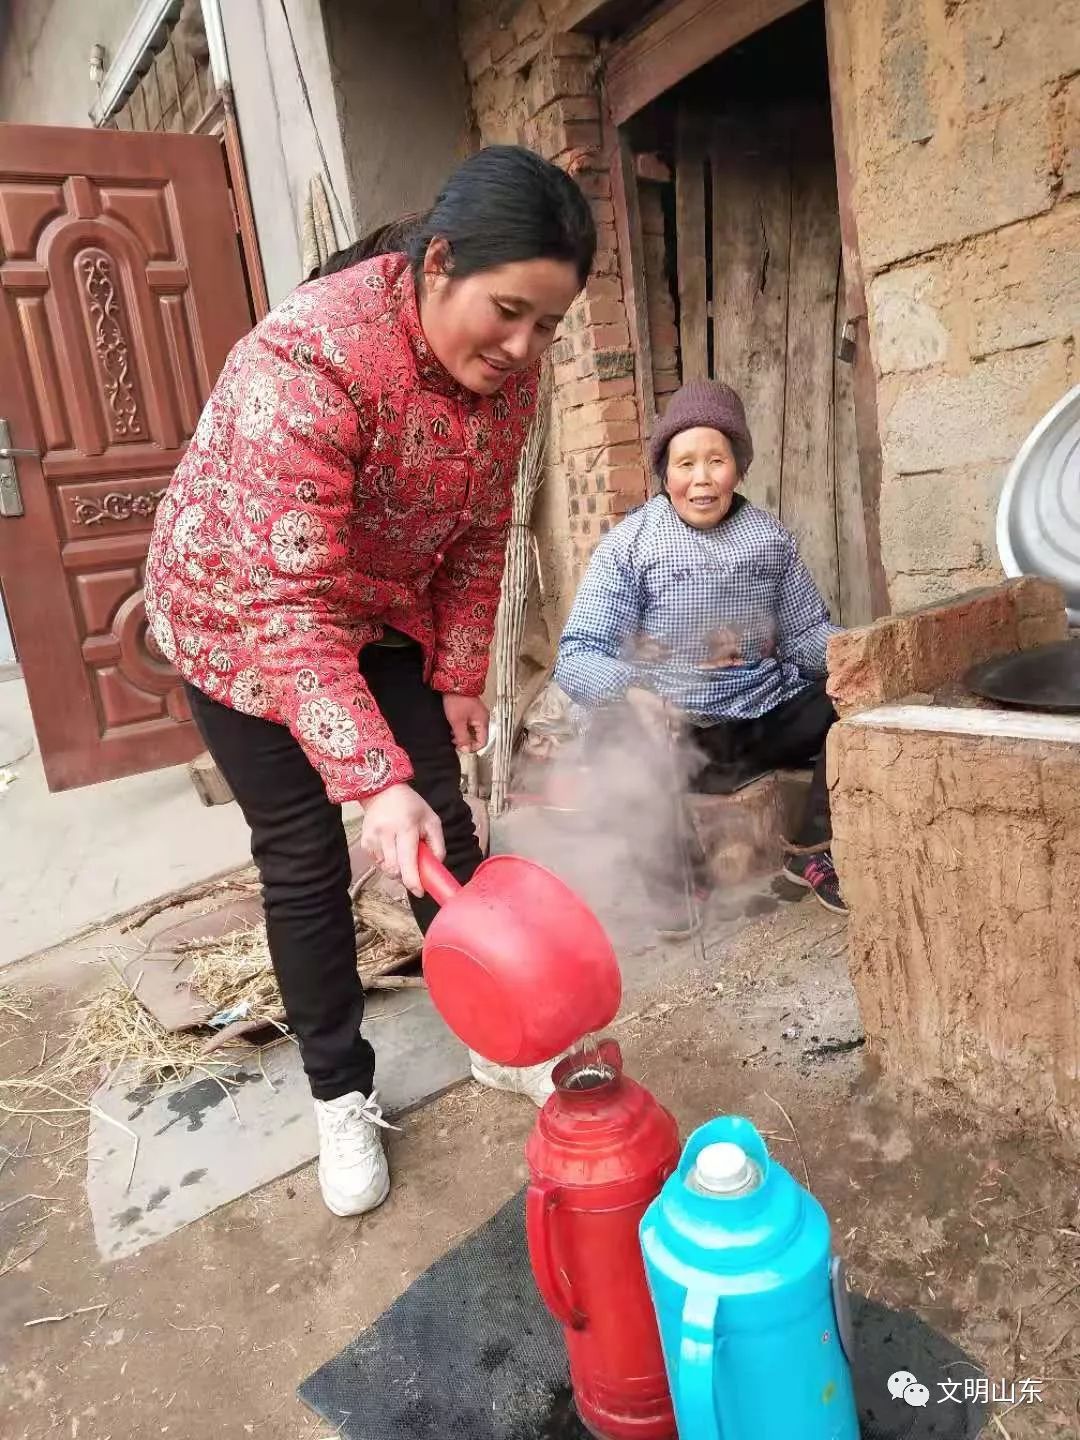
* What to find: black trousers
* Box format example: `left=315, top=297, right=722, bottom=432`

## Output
left=185, top=641, right=482, bottom=1101
left=692, top=680, right=836, bottom=848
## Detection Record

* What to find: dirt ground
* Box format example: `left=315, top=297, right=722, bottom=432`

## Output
left=2, top=889, right=1079, bottom=1439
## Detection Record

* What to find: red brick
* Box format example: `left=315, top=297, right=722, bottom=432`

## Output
left=526, top=59, right=594, bottom=115
left=550, top=337, right=575, bottom=367
left=589, top=198, right=616, bottom=227
left=572, top=397, right=638, bottom=429
left=601, top=491, right=641, bottom=518
left=561, top=374, right=635, bottom=407
left=585, top=321, right=631, bottom=350
left=533, top=94, right=599, bottom=124
left=571, top=418, right=641, bottom=450
left=537, top=118, right=602, bottom=160
left=591, top=441, right=641, bottom=470
left=582, top=295, right=627, bottom=327
left=592, top=247, right=620, bottom=278
left=553, top=348, right=597, bottom=385
left=573, top=168, right=613, bottom=200
left=593, top=349, right=634, bottom=381
left=599, top=465, right=648, bottom=500
left=585, top=276, right=623, bottom=302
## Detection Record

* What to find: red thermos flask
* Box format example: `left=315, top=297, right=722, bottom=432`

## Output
left=525, top=1041, right=679, bottom=1439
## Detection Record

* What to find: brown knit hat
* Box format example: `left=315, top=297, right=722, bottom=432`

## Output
left=649, top=380, right=754, bottom=480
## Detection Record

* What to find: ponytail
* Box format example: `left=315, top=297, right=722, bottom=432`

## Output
left=308, top=212, right=424, bottom=281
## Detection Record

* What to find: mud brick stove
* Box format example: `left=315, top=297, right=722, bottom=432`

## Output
left=827, top=578, right=1080, bottom=1144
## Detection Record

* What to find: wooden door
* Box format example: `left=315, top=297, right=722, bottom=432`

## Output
left=674, top=101, right=872, bottom=625
left=0, top=124, right=253, bottom=790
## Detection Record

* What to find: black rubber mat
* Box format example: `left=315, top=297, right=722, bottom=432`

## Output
left=299, top=1190, right=986, bottom=1439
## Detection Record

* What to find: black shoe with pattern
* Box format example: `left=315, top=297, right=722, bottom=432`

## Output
left=782, top=850, right=848, bottom=914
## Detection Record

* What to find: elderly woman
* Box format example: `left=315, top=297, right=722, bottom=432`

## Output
left=145, top=146, right=595, bottom=1217
left=555, top=379, right=845, bottom=929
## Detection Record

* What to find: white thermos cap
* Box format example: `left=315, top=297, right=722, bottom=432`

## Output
left=693, top=1141, right=758, bottom=1196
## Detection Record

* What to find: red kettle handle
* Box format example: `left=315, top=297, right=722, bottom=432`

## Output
left=526, top=1182, right=585, bottom=1331
left=417, top=840, right=463, bottom=908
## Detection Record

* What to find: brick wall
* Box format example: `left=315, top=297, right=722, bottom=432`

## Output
left=459, top=0, right=1078, bottom=620
left=109, top=0, right=215, bottom=134
left=457, top=1, right=652, bottom=593
left=830, top=0, right=1080, bottom=611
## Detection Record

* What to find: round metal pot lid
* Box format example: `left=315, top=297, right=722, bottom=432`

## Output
left=997, top=382, right=1080, bottom=625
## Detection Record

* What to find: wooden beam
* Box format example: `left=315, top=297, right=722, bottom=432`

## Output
left=675, top=105, right=708, bottom=381
left=823, top=0, right=889, bottom=617
left=604, top=0, right=808, bottom=125
left=558, top=0, right=653, bottom=32
left=711, top=110, right=790, bottom=517
left=780, top=114, right=842, bottom=618
left=604, top=95, right=658, bottom=487
left=222, top=99, right=270, bottom=321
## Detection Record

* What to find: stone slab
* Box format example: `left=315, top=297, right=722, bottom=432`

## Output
left=87, top=986, right=472, bottom=1262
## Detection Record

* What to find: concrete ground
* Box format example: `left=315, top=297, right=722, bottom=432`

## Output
left=0, top=676, right=318, bottom=965
left=1, top=888, right=1079, bottom=1439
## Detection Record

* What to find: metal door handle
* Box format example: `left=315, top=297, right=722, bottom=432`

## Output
left=0, top=420, right=33, bottom=517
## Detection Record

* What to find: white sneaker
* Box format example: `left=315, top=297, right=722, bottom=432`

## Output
left=314, top=1090, right=394, bottom=1217
left=469, top=1052, right=559, bottom=1108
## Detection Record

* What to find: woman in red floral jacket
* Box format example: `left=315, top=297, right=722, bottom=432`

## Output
left=144, top=147, right=594, bottom=1217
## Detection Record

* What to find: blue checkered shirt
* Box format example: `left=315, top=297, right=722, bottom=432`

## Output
left=554, top=496, right=841, bottom=721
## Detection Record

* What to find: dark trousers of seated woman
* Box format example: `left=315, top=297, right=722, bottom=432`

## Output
left=185, top=639, right=482, bottom=1102
left=693, top=680, right=837, bottom=849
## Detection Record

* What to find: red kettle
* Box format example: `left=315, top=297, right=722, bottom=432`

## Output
left=526, top=1041, right=679, bottom=1439
left=417, top=842, right=622, bottom=1066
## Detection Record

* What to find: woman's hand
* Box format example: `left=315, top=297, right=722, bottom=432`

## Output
left=443, top=693, right=489, bottom=753
left=703, top=627, right=746, bottom=669
left=361, top=783, right=445, bottom=897
left=625, top=685, right=678, bottom=740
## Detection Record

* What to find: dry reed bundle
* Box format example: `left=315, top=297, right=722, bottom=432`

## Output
left=180, top=926, right=283, bottom=1023
left=45, top=977, right=255, bottom=1090
left=37, top=911, right=419, bottom=1093
left=490, top=364, right=552, bottom=815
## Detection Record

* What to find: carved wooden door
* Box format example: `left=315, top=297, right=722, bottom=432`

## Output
left=0, top=124, right=253, bottom=790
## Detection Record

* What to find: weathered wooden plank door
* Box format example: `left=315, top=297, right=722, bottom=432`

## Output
left=673, top=101, right=871, bottom=624
left=0, top=124, right=253, bottom=790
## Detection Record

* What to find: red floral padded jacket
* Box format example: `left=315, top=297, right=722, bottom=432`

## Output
left=144, top=253, right=537, bottom=804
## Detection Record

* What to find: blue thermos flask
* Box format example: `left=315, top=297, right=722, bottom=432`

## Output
left=639, top=1116, right=860, bottom=1440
